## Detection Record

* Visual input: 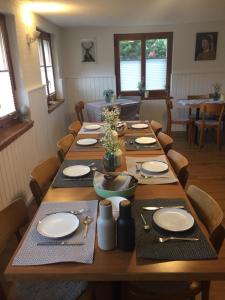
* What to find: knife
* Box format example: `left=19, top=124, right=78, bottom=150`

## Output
left=142, top=205, right=185, bottom=211
left=37, top=242, right=85, bottom=246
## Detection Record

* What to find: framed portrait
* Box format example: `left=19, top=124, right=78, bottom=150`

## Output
left=81, top=38, right=96, bottom=63
left=195, top=32, right=218, bottom=61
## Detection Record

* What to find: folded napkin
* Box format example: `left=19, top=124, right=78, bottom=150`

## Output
left=94, top=171, right=136, bottom=191
left=126, top=156, right=178, bottom=185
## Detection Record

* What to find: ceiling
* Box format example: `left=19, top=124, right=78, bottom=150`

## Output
left=28, top=0, right=225, bottom=27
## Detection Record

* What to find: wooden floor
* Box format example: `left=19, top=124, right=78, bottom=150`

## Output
left=1, top=132, right=225, bottom=299
left=173, top=131, right=225, bottom=300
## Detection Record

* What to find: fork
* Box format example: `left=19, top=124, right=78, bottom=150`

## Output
left=158, top=237, right=199, bottom=243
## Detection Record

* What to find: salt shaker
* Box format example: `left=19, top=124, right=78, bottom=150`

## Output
left=117, top=200, right=135, bottom=251
left=97, top=200, right=115, bottom=250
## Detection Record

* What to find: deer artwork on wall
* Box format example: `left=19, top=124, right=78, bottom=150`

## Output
left=81, top=39, right=96, bottom=62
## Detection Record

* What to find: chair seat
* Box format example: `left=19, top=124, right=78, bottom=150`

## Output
left=16, top=281, right=88, bottom=300
left=172, top=118, right=192, bottom=124
left=126, top=280, right=201, bottom=299
left=195, top=119, right=219, bottom=127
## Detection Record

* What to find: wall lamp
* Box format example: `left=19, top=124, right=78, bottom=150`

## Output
left=26, top=30, right=40, bottom=45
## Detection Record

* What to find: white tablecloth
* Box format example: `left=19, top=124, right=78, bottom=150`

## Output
left=85, top=99, right=139, bottom=122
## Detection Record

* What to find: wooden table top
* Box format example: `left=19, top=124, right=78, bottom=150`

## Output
left=5, top=125, right=225, bottom=282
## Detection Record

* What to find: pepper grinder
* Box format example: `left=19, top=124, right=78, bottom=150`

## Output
left=97, top=200, right=115, bottom=250
left=117, top=200, right=135, bottom=251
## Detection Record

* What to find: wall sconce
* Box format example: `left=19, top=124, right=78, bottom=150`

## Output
left=26, top=30, right=40, bottom=45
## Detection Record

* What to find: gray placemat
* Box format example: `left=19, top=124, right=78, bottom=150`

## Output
left=125, top=135, right=161, bottom=151
left=13, top=200, right=98, bottom=265
left=132, top=199, right=217, bottom=260
left=52, top=159, right=103, bottom=188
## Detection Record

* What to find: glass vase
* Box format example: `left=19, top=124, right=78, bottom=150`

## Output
left=103, top=153, right=117, bottom=172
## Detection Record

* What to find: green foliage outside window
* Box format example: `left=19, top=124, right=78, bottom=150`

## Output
left=119, top=39, right=167, bottom=60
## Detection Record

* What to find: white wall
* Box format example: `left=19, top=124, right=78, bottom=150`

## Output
left=0, top=0, right=67, bottom=209
left=61, top=22, right=225, bottom=128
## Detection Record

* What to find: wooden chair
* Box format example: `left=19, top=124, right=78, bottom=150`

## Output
left=75, top=101, right=85, bottom=124
left=68, top=120, right=82, bottom=136
left=166, top=98, right=193, bottom=144
left=29, top=156, right=60, bottom=206
left=167, top=149, right=189, bottom=188
left=150, top=120, right=163, bottom=136
left=195, top=103, right=224, bottom=150
left=0, top=199, right=29, bottom=300
left=57, top=133, right=75, bottom=162
left=157, top=132, right=173, bottom=154
left=120, top=96, right=142, bottom=120
left=122, top=186, right=225, bottom=300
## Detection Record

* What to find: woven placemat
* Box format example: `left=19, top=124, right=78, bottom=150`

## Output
left=52, top=159, right=103, bottom=188
left=70, top=140, right=104, bottom=152
left=12, top=201, right=98, bottom=265
left=125, top=135, right=161, bottom=151
left=127, top=121, right=150, bottom=130
left=132, top=199, right=217, bottom=260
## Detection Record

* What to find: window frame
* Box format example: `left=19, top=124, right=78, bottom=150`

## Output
left=37, top=28, right=56, bottom=103
left=114, top=32, right=173, bottom=99
left=0, top=13, right=17, bottom=127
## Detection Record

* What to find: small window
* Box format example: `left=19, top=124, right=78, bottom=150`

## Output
left=0, top=14, right=17, bottom=124
left=114, top=32, right=173, bottom=99
left=37, top=30, right=56, bottom=103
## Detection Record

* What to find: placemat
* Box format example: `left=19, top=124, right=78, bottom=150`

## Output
left=127, top=121, right=151, bottom=130
left=124, top=135, right=161, bottom=151
left=52, top=159, right=103, bottom=188
left=126, top=156, right=178, bottom=184
left=70, top=139, right=104, bottom=152
left=78, top=122, right=104, bottom=134
left=13, top=200, right=98, bottom=265
left=132, top=199, right=217, bottom=260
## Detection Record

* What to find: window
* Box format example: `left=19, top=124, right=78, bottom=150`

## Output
left=114, top=32, right=173, bottom=99
left=0, top=14, right=16, bottom=124
left=37, top=30, right=56, bottom=103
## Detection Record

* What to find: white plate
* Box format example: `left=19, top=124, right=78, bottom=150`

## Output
left=153, top=208, right=194, bottom=232
left=135, top=137, right=156, bottom=145
left=84, top=124, right=101, bottom=131
left=131, top=123, right=148, bottom=129
left=63, top=165, right=90, bottom=177
left=77, top=138, right=97, bottom=146
left=37, top=213, right=79, bottom=238
left=141, top=161, right=168, bottom=173
left=106, top=196, right=127, bottom=218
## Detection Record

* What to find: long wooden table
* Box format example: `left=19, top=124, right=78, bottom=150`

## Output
left=5, top=125, right=225, bottom=283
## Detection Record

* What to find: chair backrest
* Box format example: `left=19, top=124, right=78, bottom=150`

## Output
left=157, top=132, right=173, bottom=154
left=187, top=185, right=225, bottom=253
left=75, top=101, right=85, bottom=124
left=30, top=156, right=60, bottom=206
left=120, top=102, right=139, bottom=121
left=200, top=103, right=225, bottom=123
left=57, top=133, right=74, bottom=162
left=187, top=94, right=210, bottom=100
left=68, top=121, right=81, bottom=137
left=0, top=198, right=29, bottom=299
left=150, top=120, right=163, bottom=136
left=167, top=149, right=189, bottom=188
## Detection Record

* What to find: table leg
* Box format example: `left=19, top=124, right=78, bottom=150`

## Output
left=112, top=282, right=121, bottom=300
left=194, top=108, right=200, bottom=144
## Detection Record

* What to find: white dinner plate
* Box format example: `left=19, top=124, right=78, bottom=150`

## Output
left=77, top=138, right=98, bottom=146
left=141, top=161, right=168, bottom=173
left=153, top=208, right=194, bottom=232
left=135, top=137, right=156, bottom=145
left=63, top=165, right=90, bottom=177
left=37, top=213, right=79, bottom=238
left=84, top=124, right=101, bottom=131
left=106, top=196, right=127, bottom=218
left=131, top=123, right=148, bottom=129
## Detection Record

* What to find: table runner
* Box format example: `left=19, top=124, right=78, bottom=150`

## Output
left=13, top=200, right=98, bottom=266
left=52, top=159, right=103, bottom=188
left=124, top=135, right=161, bottom=151
left=126, top=156, right=178, bottom=184
left=132, top=199, right=217, bottom=260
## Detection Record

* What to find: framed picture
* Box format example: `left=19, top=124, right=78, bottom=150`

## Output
left=81, top=38, right=96, bottom=63
left=195, top=32, right=218, bottom=61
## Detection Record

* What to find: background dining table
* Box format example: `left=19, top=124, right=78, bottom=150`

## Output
left=5, top=122, right=225, bottom=299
